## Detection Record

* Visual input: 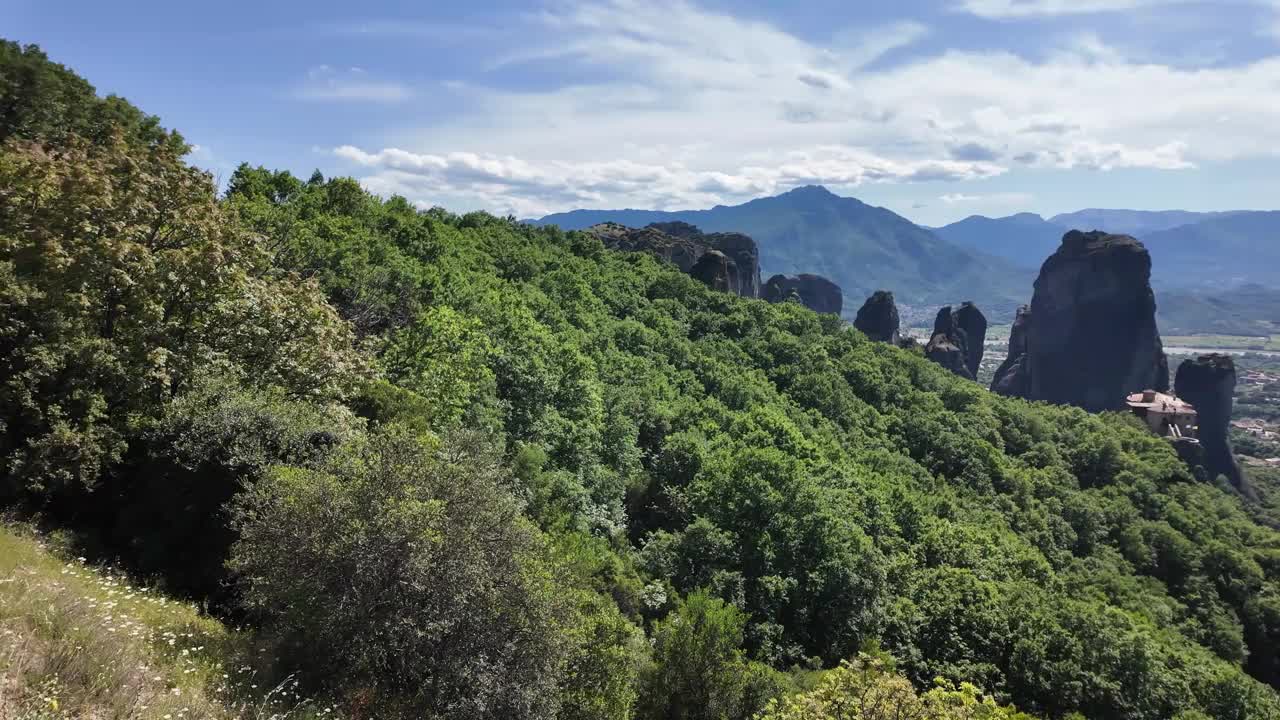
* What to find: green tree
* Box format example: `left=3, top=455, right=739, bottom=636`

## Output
left=0, top=40, right=183, bottom=150
left=639, top=592, right=782, bottom=720
left=0, top=135, right=363, bottom=500
left=382, top=305, right=495, bottom=426
left=229, top=429, right=573, bottom=719
left=759, top=654, right=1034, bottom=720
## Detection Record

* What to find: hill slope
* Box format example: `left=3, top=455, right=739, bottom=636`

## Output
left=930, top=212, right=1066, bottom=270
left=537, top=186, right=1034, bottom=320
left=7, top=38, right=1280, bottom=720
left=0, top=525, right=328, bottom=720
left=1142, top=211, right=1280, bottom=290
left=1048, top=208, right=1244, bottom=236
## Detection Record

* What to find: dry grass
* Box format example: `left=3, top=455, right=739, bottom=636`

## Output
left=0, top=526, right=337, bottom=720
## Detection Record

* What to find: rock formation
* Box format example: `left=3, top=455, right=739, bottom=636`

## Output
left=1175, top=354, right=1250, bottom=496
left=690, top=250, right=741, bottom=295
left=1171, top=437, right=1207, bottom=479
left=853, top=290, right=900, bottom=343
left=953, top=302, right=988, bottom=378
left=585, top=222, right=759, bottom=298
left=762, top=274, right=843, bottom=315
left=991, top=305, right=1032, bottom=397
left=925, top=305, right=978, bottom=380
left=990, top=230, right=1169, bottom=411
left=586, top=222, right=703, bottom=273
left=648, top=221, right=762, bottom=297
left=923, top=303, right=987, bottom=380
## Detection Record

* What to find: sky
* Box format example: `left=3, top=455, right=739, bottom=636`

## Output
left=6, top=0, right=1280, bottom=225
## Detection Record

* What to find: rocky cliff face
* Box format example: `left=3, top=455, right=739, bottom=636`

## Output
left=690, top=250, right=741, bottom=295
left=991, top=231, right=1169, bottom=411
left=854, top=290, right=900, bottom=343
left=586, top=222, right=703, bottom=273
left=924, top=304, right=987, bottom=380
left=991, top=305, right=1032, bottom=397
left=1175, top=354, right=1250, bottom=496
left=762, top=274, right=843, bottom=315
left=648, top=221, right=761, bottom=297
left=953, top=302, right=988, bottom=378
left=585, top=222, right=758, bottom=297
left=925, top=306, right=976, bottom=380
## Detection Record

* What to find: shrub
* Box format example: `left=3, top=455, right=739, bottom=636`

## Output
left=103, top=376, right=359, bottom=600
left=638, top=592, right=784, bottom=720
left=229, top=429, right=574, bottom=719
left=759, top=654, right=1034, bottom=720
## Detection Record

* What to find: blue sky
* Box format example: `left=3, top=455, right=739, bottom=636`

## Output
left=6, top=0, right=1280, bottom=224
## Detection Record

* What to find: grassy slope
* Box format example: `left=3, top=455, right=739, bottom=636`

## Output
left=0, top=526, right=329, bottom=720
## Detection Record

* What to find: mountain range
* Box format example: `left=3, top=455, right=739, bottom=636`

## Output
left=932, top=209, right=1280, bottom=292
left=537, top=186, right=1033, bottom=322
left=537, top=188, right=1280, bottom=330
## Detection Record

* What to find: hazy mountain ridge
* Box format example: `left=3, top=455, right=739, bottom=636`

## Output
left=538, top=186, right=1033, bottom=321
left=932, top=208, right=1280, bottom=335
left=542, top=192, right=1280, bottom=335
left=933, top=208, right=1280, bottom=285
left=928, top=212, right=1065, bottom=270
left=1158, top=284, right=1280, bottom=336
left=1049, top=208, right=1247, bottom=236
left=1142, top=212, right=1280, bottom=289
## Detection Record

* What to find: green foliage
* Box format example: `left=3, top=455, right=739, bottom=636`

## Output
left=221, top=169, right=1280, bottom=718
left=382, top=305, right=495, bottom=425
left=0, top=134, right=364, bottom=501
left=759, top=654, right=1034, bottom=720
left=0, top=40, right=184, bottom=151
left=223, top=164, right=438, bottom=337
left=6, top=39, right=1280, bottom=720
left=638, top=592, right=786, bottom=720
left=558, top=591, right=649, bottom=720
left=102, top=376, right=359, bottom=600
left=229, top=429, right=574, bottom=719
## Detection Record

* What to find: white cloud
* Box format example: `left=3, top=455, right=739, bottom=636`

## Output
left=334, top=144, right=1003, bottom=217
left=941, top=191, right=1035, bottom=205
left=295, top=65, right=410, bottom=103
left=957, top=0, right=1189, bottom=18
left=327, top=0, right=1280, bottom=215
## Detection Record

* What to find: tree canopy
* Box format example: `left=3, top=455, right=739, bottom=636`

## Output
left=4, top=39, right=1280, bottom=720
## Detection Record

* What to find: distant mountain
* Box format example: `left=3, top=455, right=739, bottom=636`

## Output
left=933, top=208, right=1280, bottom=293
left=537, top=186, right=1033, bottom=321
left=1142, top=211, right=1280, bottom=290
left=930, top=212, right=1066, bottom=270
left=1048, top=208, right=1243, bottom=236
left=1158, top=284, right=1280, bottom=336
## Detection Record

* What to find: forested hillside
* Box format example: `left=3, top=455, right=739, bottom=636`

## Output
left=4, top=40, right=1280, bottom=720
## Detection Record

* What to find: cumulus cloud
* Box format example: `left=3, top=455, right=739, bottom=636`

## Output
left=295, top=65, right=411, bottom=103
left=334, top=144, right=1003, bottom=217
left=328, top=0, right=1280, bottom=214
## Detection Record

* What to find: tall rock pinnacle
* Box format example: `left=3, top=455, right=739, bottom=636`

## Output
left=1176, top=354, right=1251, bottom=497
left=991, top=230, right=1168, bottom=411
